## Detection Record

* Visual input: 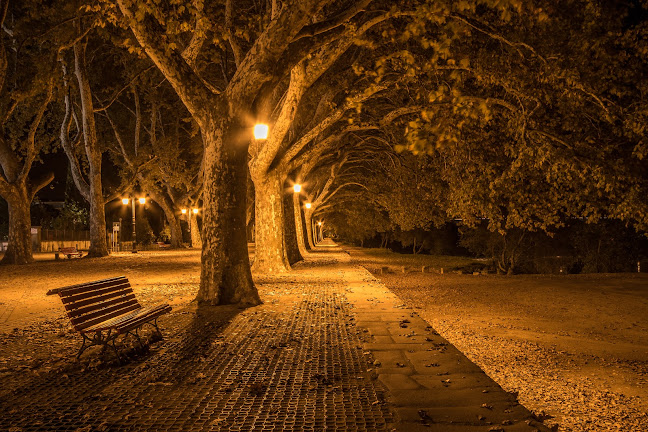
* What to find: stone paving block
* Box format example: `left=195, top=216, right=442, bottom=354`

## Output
left=393, top=404, right=535, bottom=425
left=378, top=374, right=422, bottom=391
left=370, top=335, right=396, bottom=344
left=410, top=374, right=501, bottom=392
left=357, top=323, right=392, bottom=336
left=393, top=421, right=495, bottom=432
left=388, top=388, right=517, bottom=408
left=363, top=342, right=428, bottom=351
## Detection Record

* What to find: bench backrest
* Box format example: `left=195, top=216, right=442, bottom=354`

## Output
left=60, top=246, right=78, bottom=253
left=47, top=276, right=141, bottom=331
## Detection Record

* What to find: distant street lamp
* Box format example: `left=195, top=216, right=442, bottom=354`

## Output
left=318, top=221, right=323, bottom=242
left=305, top=203, right=312, bottom=209
left=192, top=208, right=199, bottom=214
left=181, top=208, right=187, bottom=214
left=122, top=196, right=146, bottom=253
left=254, top=123, right=269, bottom=140
left=293, top=184, right=302, bottom=193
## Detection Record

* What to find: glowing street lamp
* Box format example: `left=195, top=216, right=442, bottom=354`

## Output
left=181, top=208, right=187, bottom=214
left=122, top=195, right=147, bottom=253
left=293, top=184, right=302, bottom=193
left=253, top=123, right=269, bottom=140
left=192, top=208, right=199, bottom=214
left=305, top=203, right=312, bottom=209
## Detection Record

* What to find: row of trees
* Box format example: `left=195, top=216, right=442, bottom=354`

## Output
left=1, top=0, right=646, bottom=305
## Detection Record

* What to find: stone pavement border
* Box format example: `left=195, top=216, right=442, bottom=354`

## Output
left=336, top=245, right=553, bottom=432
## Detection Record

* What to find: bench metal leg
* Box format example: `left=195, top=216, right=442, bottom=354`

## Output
left=110, top=337, right=122, bottom=363
left=76, top=333, right=92, bottom=360
left=127, top=328, right=145, bottom=350
left=147, top=318, right=163, bottom=338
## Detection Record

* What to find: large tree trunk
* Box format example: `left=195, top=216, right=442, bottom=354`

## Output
left=151, top=191, right=183, bottom=248
left=251, top=170, right=291, bottom=272
left=168, top=214, right=183, bottom=248
left=301, top=208, right=311, bottom=251
left=0, top=185, right=33, bottom=265
left=74, top=42, right=108, bottom=258
left=305, top=209, right=316, bottom=249
left=87, top=169, right=108, bottom=257
left=293, top=193, right=308, bottom=255
left=197, top=119, right=260, bottom=305
left=190, top=213, right=202, bottom=248
left=283, top=186, right=302, bottom=264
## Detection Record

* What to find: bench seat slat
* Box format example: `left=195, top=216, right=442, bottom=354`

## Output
left=82, top=305, right=167, bottom=333
left=50, top=277, right=129, bottom=297
left=71, top=300, right=141, bottom=329
left=63, top=288, right=133, bottom=310
left=65, top=293, right=137, bottom=317
left=115, top=305, right=172, bottom=333
left=62, top=282, right=132, bottom=305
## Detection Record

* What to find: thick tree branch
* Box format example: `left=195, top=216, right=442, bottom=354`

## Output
left=294, top=0, right=373, bottom=41
left=225, top=0, right=244, bottom=68
left=29, top=171, right=55, bottom=200
left=182, top=0, right=209, bottom=67
left=18, top=80, right=54, bottom=182
left=225, top=0, right=331, bottom=105
left=116, top=1, right=215, bottom=126
left=59, top=60, right=90, bottom=201
left=282, top=83, right=389, bottom=163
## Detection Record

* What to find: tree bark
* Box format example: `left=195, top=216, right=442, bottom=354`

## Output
left=251, top=170, right=291, bottom=272
left=293, top=193, right=308, bottom=254
left=283, top=187, right=303, bottom=264
left=197, top=119, right=260, bottom=305
left=305, top=209, right=316, bottom=248
left=0, top=185, right=32, bottom=265
left=149, top=190, right=183, bottom=248
left=74, top=42, right=108, bottom=258
left=190, top=213, right=202, bottom=248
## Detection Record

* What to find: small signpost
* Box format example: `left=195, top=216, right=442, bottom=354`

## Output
left=112, top=221, right=121, bottom=252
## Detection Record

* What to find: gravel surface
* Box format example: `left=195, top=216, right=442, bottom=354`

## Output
left=347, top=248, right=648, bottom=432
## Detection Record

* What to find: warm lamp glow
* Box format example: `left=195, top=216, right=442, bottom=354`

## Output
left=305, top=203, right=312, bottom=209
left=138, top=197, right=146, bottom=204
left=318, top=221, right=322, bottom=226
left=293, top=184, right=302, bottom=193
left=253, top=123, right=269, bottom=140
left=192, top=208, right=199, bottom=214
left=121, top=198, right=129, bottom=205
left=181, top=208, right=187, bottom=214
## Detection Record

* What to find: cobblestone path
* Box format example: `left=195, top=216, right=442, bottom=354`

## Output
left=0, top=255, right=392, bottom=431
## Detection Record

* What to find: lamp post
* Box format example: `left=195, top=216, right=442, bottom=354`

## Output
left=122, top=196, right=146, bottom=253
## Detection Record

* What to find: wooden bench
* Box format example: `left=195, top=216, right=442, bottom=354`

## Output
left=56, top=246, right=84, bottom=260
left=157, top=242, right=171, bottom=249
left=47, top=276, right=172, bottom=361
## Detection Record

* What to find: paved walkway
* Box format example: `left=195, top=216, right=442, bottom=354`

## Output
left=0, top=242, right=551, bottom=431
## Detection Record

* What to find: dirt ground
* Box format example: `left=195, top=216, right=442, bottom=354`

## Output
left=346, top=247, right=648, bottom=432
